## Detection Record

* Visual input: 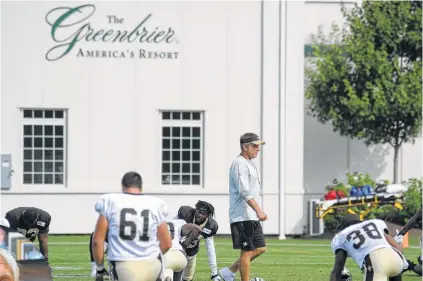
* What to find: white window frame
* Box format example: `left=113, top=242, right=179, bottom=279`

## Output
left=21, top=108, right=67, bottom=187
left=159, top=111, right=204, bottom=187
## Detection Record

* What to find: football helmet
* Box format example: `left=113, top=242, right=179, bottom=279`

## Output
left=341, top=267, right=352, bottom=281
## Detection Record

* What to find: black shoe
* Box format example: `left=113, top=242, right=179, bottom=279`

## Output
left=407, top=260, right=417, bottom=271
left=418, top=255, right=422, bottom=265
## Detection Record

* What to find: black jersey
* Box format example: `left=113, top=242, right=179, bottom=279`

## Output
left=5, top=207, right=51, bottom=242
left=177, top=206, right=218, bottom=257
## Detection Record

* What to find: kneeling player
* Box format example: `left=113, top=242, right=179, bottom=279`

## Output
left=163, top=219, right=202, bottom=281
left=330, top=214, right=406, bottom=281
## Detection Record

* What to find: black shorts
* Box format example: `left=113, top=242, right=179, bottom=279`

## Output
left=230, top=220, right=266, bottom=251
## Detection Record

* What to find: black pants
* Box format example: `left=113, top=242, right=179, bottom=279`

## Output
left=230, top=220, right=266, bottom=251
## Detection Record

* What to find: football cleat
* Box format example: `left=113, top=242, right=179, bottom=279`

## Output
left=341, top=267, right=352, bottom=281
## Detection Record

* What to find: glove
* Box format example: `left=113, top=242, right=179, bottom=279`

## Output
left=95, top=268, right=111, bottom=281
left=211, top=274, right=222, bottom=281
left=394, top=229, right=404, bottom=245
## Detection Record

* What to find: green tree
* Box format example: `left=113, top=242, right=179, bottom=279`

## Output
left=306, top=0, right=422, bottom=183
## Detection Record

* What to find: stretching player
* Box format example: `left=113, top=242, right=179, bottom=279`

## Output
left=176, top=200, right=221, bottom=281
left=92, top=171, right=172, bottom=281
left=164, top=219, right=202, bottom=281
left=330, top=214, right=406, bottom=281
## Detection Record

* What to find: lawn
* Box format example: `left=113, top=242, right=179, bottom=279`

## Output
left=48, top=235, right=421, bottom=281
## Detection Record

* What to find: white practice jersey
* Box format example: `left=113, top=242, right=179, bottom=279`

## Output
left=166, top=219, right=187, bottom=252
left=95, top=193, right=168, bottom=261
left=331, top=219, right=391, bottom=269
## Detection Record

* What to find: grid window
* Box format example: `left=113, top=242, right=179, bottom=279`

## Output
left=161, top=111, right=203, bottom=186
left=22, top=109, right=67, bottom=185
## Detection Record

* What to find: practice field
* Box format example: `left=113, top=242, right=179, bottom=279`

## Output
left=49, top=235, right=422, bottom=281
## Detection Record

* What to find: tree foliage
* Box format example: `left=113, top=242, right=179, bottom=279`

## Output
left=305, top=1, right=422, bottom=183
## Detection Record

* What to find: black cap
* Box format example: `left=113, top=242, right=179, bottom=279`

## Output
left=342, top=214, right=361, bottom=226
left=240, top=133, right=266, bottom=145
left=22, top=209, right=39, bottom=227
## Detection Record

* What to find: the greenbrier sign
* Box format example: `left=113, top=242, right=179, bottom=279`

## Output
left=45, top=4, right=180, bottom=61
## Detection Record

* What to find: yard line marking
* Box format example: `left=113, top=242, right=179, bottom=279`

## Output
left=48, top=241, right=421, bottom=249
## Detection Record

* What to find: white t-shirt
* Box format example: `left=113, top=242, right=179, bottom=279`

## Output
left=95, top=193, right=168, bottom=261
left=331, top=219, right=391, bottom=269
left=166, top=219, right=186, bottom=252
left=228, top=155, right=261, bottom=223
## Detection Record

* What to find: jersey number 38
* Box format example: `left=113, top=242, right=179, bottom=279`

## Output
left=346, top=222, right=382, bottom=249
left=119, top=208, right=150, bottom=242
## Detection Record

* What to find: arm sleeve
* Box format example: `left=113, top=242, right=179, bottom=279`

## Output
left=236, top=164, right=253, bottom=202
left=205, top=236, right=218, bottom=276
left=331, top=235, right=346, bottom=254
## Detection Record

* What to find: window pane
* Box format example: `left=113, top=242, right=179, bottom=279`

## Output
left=172, top=139, right=180, bottom=149
left=23, top=110, right=32, bottom=118
left=182, top=127, right=190, bottom=137
left=182, top=112, right=191, bottom=120
left=172, top=127, right=180, bottom=137
left=182, top=163, right=190, bottom=173
left=182, top=151, right=190, bottom=161
left=162, top=112, right=171, bottom=120
left=34, top=174, right=43, bottom=184
left=172, top=175, right=181, bottom=184
left=44, top=174, right=53, bottom=184
left=192, top=139, right=200, bottom=149
left=34, top=150, right=42, bottom=160
left=162, top=151, right=170, bottom=161
left=34, top=138, right=43, bottom=148
left=193, top=151, right=200, bottom=161
left=182, top=175, right=190, bottom=185
left=172, top=163, right=180, bottom=173
left=55, top=126, right=64, bottom=136
left=172, top=151, right=180, bottom=161
left=162, top=127, right=170, bottom=137
left=182, top=139, right=190, bottom=149
left=45, top=138, right=53, bottom=148
left=34, top=162, right=43, bottom=172
left=172, top=112, right=180, bottom=120
left=44, top=110, right=54, bottom=118
left=55, top=110, right=64, bottom=118
left=23, top=125, right=32, bottom=136
left=55, top=162, right=63, bottom=173
left=24, top=138, right=32, bottom=148
left=45, top=126, right=53, bottom=136
left=54, top=174, right=63, bottom=184
left=34, top=125, right=43, bottom=136
left=193, top=127, right=201, bottom=137
left=23, top=150, right=32, bottom=160
left=162, top=139, right=170, bottom=149
left=192, top=175, right=200, bottom=185
left=55, top=150, right=63, bottom=160
left=44, top=150, right=53, bottom=160
left=23, top=162, right=32, bottom=172
left=192, top=163, right=200, bottom=173
left=162, top=163, right=170, bottom=173
left=34, top=110, right=43, bottom=118
left=162, top=175, right=170, bottom=184
left=192, top=112, right=201, bottom=120
left=55, top=138, right=63, bottom=148
left=44, top=162, right=53, bottom=172
left=23, top=174, right=32, bottom=184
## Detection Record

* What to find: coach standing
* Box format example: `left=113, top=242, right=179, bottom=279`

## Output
left=219, top=132, right=267, bottom=281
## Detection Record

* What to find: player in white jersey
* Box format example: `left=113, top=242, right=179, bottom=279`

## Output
left=163, top=219, right=203, bottom=281
left=92, top=171, right=172, bottom=281
left=330, top=214, right=406, bottom=281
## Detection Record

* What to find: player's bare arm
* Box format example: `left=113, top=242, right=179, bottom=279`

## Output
left=93, top=214, right=108, bottom=271
left=329, top=249, right=347, bottom=281
left=157, top=221, right=172, bottom=254
left=38, top=233, right=49, bottom=260
left=180, top=223, right=202, bottom=249
left=384, top=233, right=403, bottom=252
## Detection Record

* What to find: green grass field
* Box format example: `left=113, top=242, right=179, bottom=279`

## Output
left=48, top=235, right=422, bottom=281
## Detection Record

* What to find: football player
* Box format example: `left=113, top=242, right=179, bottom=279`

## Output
left=4, top=207, right=51, bottom=263
left=175, top=200, right=221, bottom=281
left=92, top=171, right=172, bottom=281
left=163, top=219, right=203, bottom=281
left=330, top=214, right=406, bottom=281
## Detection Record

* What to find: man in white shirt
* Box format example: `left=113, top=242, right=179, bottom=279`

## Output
left=219, top=133, right=267, bottom=281
left=92, top=171, right=172, bottom=281
left=330, top=214, right=406, bottom=281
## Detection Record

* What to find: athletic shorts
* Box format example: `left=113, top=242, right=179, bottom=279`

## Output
left=230, top=220, right=266, bottom=251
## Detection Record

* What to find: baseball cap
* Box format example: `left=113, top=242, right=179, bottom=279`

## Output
left=240, top=133, right=266, bottom=145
